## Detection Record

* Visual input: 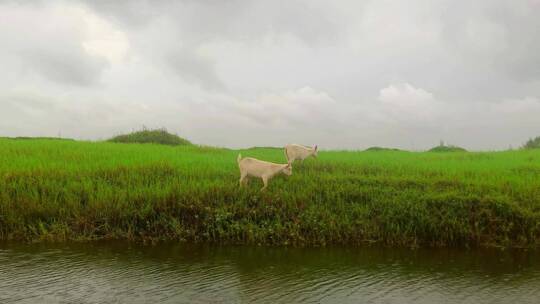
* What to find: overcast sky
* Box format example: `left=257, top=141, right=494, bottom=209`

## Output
left=1, top=0, right=539, bottom=150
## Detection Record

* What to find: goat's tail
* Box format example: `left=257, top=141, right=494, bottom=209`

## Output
left=237, top=153, right=242, bottom=164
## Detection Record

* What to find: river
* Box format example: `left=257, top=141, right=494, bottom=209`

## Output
left=1, top=242, right=539, bottom=303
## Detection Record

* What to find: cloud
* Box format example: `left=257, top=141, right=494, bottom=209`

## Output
left=175, top=86, right=356, bottom=148
left=0, top=90, right=144, bottom=139
left=81, top=0, right=342, bottom=91
left=0, top=0, right=539, bottom=150
left=167, top=48, right=225, bottom=91
left=81, top=10, right=130, bottom=64
left=491, top=96, right=540, bottom=114
left=0, top=2, right=129, bottom=86
left=377, top=83, right=442, bottom=124
left=439, top=0, right=540, bottom=83
left=229, top=87, right=342, bottom=128
left=83, top=0, right=341, bottom=46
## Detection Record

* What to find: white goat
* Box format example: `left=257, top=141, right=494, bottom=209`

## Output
left=237, top=154, right=292, bottom=191
left=284, top=144, right=318, bottom=165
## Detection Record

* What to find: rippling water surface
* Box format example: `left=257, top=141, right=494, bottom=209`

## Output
left=1, top=242, right=539, bottom=303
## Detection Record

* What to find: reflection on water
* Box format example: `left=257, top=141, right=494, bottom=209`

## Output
left=1, top=242, right=539, bottom=304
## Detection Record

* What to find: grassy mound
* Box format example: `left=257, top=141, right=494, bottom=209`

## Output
left=0, top=138, right=539, bottom=248
left=428, top=145, right=467, bottom=152
left=109, top=128, right=191, bottom=146
left=365, top=146, right=402, bottom=152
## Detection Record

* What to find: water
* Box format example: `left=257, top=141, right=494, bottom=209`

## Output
left=1, top=242, right=539, bottom=304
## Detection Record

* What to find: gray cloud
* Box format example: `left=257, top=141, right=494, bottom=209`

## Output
left=21, top=48, right=107, bottom=86
left=167, top=48, right=225, bottom=91
left=0, top=2, right=108, bottom=86
left=440, top=1, right=540, bottom=82
left=84, top=0, right=341, bottom=45
left=0, top=0, right=539, bottom=150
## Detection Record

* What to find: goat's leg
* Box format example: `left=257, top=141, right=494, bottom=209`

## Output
left=239, top=173, right=247, bottom=187
left=260, top=176, right=269, bottom=191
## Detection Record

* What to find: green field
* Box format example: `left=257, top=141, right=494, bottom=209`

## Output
left=1, top=138, right=539, bottom=248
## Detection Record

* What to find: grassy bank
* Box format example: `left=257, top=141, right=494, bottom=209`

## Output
left=1, top=138, right=539, bottom=248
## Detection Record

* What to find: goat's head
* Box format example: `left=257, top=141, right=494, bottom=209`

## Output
left=282, top=163, right=293, bottom=176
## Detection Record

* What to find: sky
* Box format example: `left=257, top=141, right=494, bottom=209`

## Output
left=1, top=0, right=539, bottom=150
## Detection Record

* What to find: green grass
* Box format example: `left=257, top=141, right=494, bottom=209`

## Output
left=1, top=138, right=540, bottom=248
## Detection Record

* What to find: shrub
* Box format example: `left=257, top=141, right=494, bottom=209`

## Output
left=522, top=136, right=540, bottom=149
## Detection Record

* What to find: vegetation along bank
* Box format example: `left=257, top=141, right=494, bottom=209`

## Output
left=0, top=137, right=539, bottom=248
